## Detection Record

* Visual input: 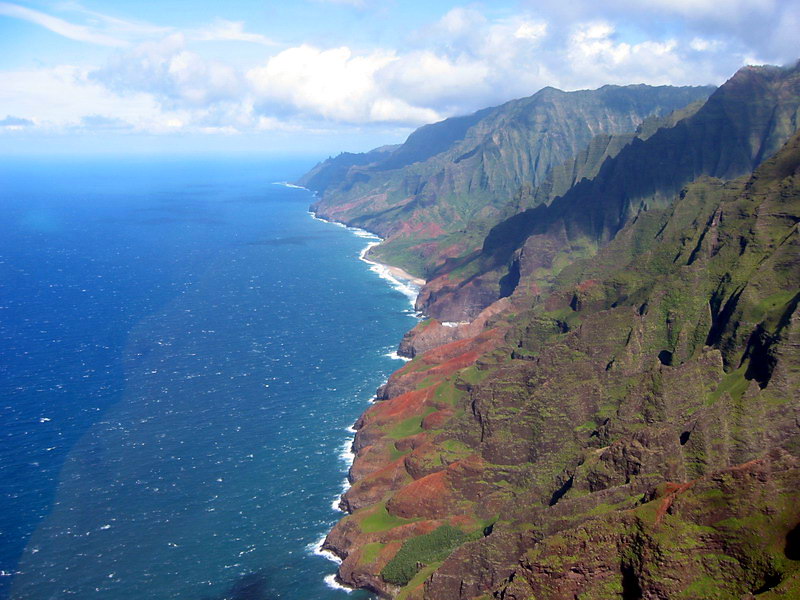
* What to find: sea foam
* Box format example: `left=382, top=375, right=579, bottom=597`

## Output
left=324, top=574, right=354, bottom=593
left=272, top=181, right=309, bottom=190
left=310, top=212, right=423, bottom=308
left=308, top=536, right=342, bottom=565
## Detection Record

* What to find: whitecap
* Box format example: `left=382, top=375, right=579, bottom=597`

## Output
left=307, top=535, right=342, bottom=565
left=272, top=182, right=308, bottom=190
left=309, top=210, right=423, bottom=308
left=308, top=212, right=346, bottom=228
left=338, top=438, right=355, bottom=464
left=331, top=477, right=351, bottom=512
left=442, top=321, right=468, bottom=328
left=324, top=574, right=354, bottom=593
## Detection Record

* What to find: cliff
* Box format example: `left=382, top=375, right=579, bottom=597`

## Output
left=304, top=62, right=800, bottom=600
left=303, top=84, right=714, bottom=279
left=418, top=62, right=800, bottom=322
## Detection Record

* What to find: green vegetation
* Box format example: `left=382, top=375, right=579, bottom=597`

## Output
left=387, top=408, right=436, bottom=439
left=381, top=525, right=479, bottom=586
left=360, top=503, right=416, bottom=533
left=359, top=542, right=385, bottom=566
left=396, top=563, right=443, bottom=600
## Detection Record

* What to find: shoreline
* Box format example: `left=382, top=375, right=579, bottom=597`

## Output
left=306, top=204, right=425, bottom=595
left=308, top=210, right=427, bottom=307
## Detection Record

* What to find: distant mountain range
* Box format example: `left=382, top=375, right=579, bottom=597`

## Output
left=301, top=84, right=715, bottom=278
left=300, top=61, right=800, bottom=600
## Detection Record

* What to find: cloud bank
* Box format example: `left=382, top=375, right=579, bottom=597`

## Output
left=1, top=1, right=797, bottom=140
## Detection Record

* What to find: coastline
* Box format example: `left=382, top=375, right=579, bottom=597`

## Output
left=308, top=209, right=427, bottom=307
left=306, top=204, right=426, bottom=595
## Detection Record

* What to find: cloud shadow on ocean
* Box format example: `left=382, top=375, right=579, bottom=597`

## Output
left=200, top=570, right=275, bottom=600
left=244, top=232, right=339, bottom=246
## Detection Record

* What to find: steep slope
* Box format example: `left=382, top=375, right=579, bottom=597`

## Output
left=418, top=62, right=800, bottom=322
left=325, top=126, right=800, bottom=600
left=303, top=85, right=714, bottom=277
left=298, top=145, right=399, bottom=196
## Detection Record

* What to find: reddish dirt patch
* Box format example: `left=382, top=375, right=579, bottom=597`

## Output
left=395, top=433, right=427, bottom=452
left=327, top=193, right=390, bottom=217
left=448, top=513, right=479, bottom=529
left=364, top=387, right=435, bottom=426
left=394, top=221, right=448, bottom=238
left=377, top=540, right=404, bottom=566
left=422, top=408, right=455, bottom=430
left=388, top=470, right=455, bottom=519
left=344, top=456, right=411, bottom=511
left=655, top=481, right=695, bottom=525
left=351, top=445, right=405, bottom=482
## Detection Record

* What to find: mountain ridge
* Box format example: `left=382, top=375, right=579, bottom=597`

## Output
left=302, top=83, right=715, bottom=278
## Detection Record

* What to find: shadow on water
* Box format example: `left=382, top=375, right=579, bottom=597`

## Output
left=137, top=216, right=227, bottom=225
left=246, top=236, right=318, bottom=246
left=201, top=570, right=275, bottom=600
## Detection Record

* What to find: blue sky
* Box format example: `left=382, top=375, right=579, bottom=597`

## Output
left=0, top=0, right=798, bottom=156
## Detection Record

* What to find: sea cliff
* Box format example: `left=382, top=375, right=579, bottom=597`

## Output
left=304, top=63, right=800, bottom=599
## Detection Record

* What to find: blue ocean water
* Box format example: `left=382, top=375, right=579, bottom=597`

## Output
left=0, top=156, right=416, bottom=599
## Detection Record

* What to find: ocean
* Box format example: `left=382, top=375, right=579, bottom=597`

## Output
left=0, top=156, right=417, bottom=599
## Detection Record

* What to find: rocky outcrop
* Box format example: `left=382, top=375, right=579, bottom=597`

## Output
left=398, top=299, right=511, bottom=358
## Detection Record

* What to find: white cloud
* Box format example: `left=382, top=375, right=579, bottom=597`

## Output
left=0, top=2, right=278, bottom=50
left=247, top=44, right=439, bottom=124
left=57, top=1, right=173, bottom=38
left=187, top=19, right=278, bottom=46
left=520, top=0, right=798, bottom=65
left=565, top=22, right=686, bottom=86
left=0, top=1, right=127, bottom=46
left=311, top=0, right=367, bottom=7
left=0, top=65, right=169, bottom=131
left=91, top=34, right=243, bottom=108
left=4, top=2, right=797, bottom=140
left=689, top=37, right=723, bottom=52
left=378, top=51, right=491, bottom=111
left=0, top=114, right=34, bottom=128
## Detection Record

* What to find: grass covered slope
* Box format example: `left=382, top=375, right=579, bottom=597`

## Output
left=324, top=126, right=800, bottom=599
left=302, top=84, right=713, bottom=278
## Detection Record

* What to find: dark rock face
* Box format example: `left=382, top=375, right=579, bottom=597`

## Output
left=311, top=63, right=800, bottom=600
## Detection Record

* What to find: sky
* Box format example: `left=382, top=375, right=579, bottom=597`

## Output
left=0, top=0, right=798, bottom=156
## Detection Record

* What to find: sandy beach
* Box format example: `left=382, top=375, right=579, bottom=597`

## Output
left=384, top=264, right=426, bottom=287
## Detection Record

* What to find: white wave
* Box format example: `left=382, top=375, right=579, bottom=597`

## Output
left=272, top=181, right=308, bottom=190
left=359, top=252, right=421, bottom=307
left=324, top=574, right=354, bottom=593
left=331, top=477, right=350, bottom=511
left=308, top=210, right=422, bottom=308
left=338, top=437, right=355, bottom=464
left=308, top=535, right=342, bottom=565
left=309, top=212, right=347, bottom=227
left=384, top=350, right=411, bottom=362
left=349, top=227, right=381, bottom=240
